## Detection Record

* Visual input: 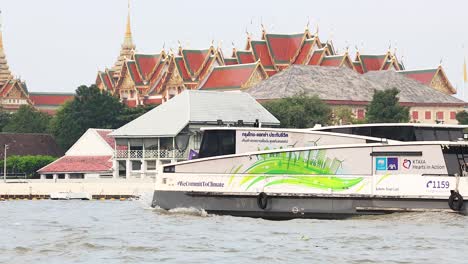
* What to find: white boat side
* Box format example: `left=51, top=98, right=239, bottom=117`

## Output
left=153, top=140, right=468, bottom=219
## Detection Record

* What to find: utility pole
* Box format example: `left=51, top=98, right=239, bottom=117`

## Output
left=3, top=144, right=8, bottom=182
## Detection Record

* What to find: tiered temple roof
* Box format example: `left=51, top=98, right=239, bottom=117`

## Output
left=96, top=21, right=458, bottom=107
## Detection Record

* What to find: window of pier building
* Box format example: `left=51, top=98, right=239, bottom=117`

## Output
left=412, top=111, right=419, bottom=120
left=425, top=111, right=432, bottom=120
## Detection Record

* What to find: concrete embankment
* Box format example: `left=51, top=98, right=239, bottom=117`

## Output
left=0, top=179, right=155, bottom=200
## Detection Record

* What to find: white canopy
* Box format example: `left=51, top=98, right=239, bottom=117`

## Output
left=110, top=90, right=280, bottom=138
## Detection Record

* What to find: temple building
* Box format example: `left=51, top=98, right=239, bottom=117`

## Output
left=96, top=11, right=457, bottom=109
left=0, top=15, right=74, bottom=114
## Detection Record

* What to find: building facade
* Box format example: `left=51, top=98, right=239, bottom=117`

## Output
left=110, top=91, right=280, bottom=178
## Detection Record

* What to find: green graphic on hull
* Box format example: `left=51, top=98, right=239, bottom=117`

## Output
left=231, top=149, right=363, bottom=191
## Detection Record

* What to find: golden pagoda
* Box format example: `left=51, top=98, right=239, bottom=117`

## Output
left=110, top=1, right=136, bottom=79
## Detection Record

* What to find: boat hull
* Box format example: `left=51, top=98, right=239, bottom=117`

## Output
left=152, top=190, right=467, bottom=219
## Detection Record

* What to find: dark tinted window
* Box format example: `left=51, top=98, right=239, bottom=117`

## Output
left=198, top=130, right=236, bottom=158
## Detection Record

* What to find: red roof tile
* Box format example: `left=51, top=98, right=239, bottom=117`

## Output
left=236, top=51, right=256, bottom=64
left=224, top=58, right=238, bottom=65
left=200, top=63, right=258, bottom=90
left=175, top=57, right=192, bottom=81
left=182, top=49, right=210, bottom=76
left=251, top=40, right=275, bottom=69
left=360, top=55, right=386, bottom=72
left=126, top=61, right=143, bottom=85
left=294, top=39, right=314, bottom=65
left=399, top=69, right=438, bottom=86
left=320, top=56, right=344, bottom=67
left=38, top=155, right=112, bottom=173
left=95, top=129, right=115, bottom=148
left=29, top=93, right=74, bottom=106
left=353, top=62, right=364, bottom=74
left=308, top=49, right=325, bottom=65
left=134, top=54, right=161, bottom=81
left=265, top=33, right=304, bottom=65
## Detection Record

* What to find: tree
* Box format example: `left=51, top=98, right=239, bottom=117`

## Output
left=50, top=85, right=125, bottom=150
left=456, top=111, right=468, bottom=125
left=262, top=94, right=331, bottom=128
left=0, top=107, right=11, bottom=131
left=331, top=106, right=356, bottom=125
left=366, top=88, right=409, bottom=123
left=0, top=155, right=57, bottom=178
left=117, top=104, right=157, bottom=127
left=3, top=105, right=51, bottom=133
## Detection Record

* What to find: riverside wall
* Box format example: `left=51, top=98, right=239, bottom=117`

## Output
left=0, top=179, right=156, bottom=199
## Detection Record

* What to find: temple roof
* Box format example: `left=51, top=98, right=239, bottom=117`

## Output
left=199, top=63, right=264, bottom=90
left=0, top=20, right=12, bottom=85
left=29, top=92, right=74, bottom=106
left=236, top=50, right=256, bottom=64
left=265, top=32, right=306, bottom=65
left=181, top=48, right=212, bottom=77
left=110, top=5, right=136, bottom=78
left=294, top=38, right=315, bottom=65
left=251, top=40, right=275, bottom=70
left=398, top=66, right=456, bottom=94
left=248, top=65, right=465, bottom=106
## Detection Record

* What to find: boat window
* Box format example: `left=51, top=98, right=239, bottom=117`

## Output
left=435, top=129, right=450, bottom=141
left=415, top=128, right=436, bottom=141
left=352, top=127, right=371, bottom=137
left=371, top=126, right=416, bottom=141
left=448, top=129, right=463, bottom=141
left=329, top=128, right=352, bottom=134
left=198, top=130, right=236, bottom=158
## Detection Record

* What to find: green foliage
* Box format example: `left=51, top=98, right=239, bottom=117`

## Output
left=331, top=107, right=356, bottom=125
left=50, top=85, right=125, bottom=150
left=456, top=111, right=468, bottom=125
left=0, top=155, right=57, bottom=178
left=117, top=104, right=157, bottom=127
left=366, top=88, right=409, bottom=123
left=2, top=105, right=51, bottom=133
left=262, top=94, right=331, bottom=128
left=0, top=108, right=11, bottom=131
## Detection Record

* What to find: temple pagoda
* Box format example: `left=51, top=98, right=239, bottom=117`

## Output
left=0, top=14, right=32, bottom=112
left=96, top=12, right=456, bottom=108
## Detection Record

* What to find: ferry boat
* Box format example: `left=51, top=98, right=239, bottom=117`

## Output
left=152, top=125, right=468, bottom=219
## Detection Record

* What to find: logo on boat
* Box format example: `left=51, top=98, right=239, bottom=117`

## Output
left=402, top=159, right=412, bottom=169
left=376, top=157, right=398, bottom=171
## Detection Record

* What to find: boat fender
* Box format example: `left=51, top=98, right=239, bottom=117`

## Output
left=257, top=192, right=268, bottom=210
left=448, top=190, right=464, bottom=211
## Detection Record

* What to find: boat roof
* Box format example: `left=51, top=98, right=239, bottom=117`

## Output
left=310, top=123, right=468, bottom=130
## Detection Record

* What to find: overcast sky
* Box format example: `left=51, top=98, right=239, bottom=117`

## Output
left=1, top=0, right=467, bottom=98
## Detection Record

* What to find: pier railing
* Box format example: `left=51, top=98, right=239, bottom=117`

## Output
left=115, top=149, right=186, bottom=160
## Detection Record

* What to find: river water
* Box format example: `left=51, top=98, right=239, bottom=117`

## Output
left=0, top=195, right=467, bottom=264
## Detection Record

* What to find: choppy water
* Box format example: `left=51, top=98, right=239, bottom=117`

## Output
left=0, top=194, right=467, bottom=264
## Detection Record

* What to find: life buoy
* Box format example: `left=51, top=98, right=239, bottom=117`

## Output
left=448, top=190, right=464, bottom=211
left=257, top=192, right=268, bottom=210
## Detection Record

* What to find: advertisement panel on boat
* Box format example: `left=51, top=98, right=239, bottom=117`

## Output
left=235, top=129, right=369, bottom=154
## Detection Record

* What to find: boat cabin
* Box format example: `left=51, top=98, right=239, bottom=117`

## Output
left=311, top=123, right=468, bottom=142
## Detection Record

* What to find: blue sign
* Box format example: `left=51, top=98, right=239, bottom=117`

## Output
left=376, top=158, right=387, bottom=171
left=387, top=157, right=398, bottom=170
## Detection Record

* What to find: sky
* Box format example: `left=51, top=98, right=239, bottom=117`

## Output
left=1, top=0, right=468, bottom=98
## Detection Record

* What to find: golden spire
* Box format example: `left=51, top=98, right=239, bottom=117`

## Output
left=0, top=10, right=3, bottom=51
left=122, top=0, right=134, bottom=49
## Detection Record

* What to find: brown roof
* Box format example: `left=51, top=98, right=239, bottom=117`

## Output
left=247, top=65, right=465, bottom=106
left=0, top=133, right=64, bottom=159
